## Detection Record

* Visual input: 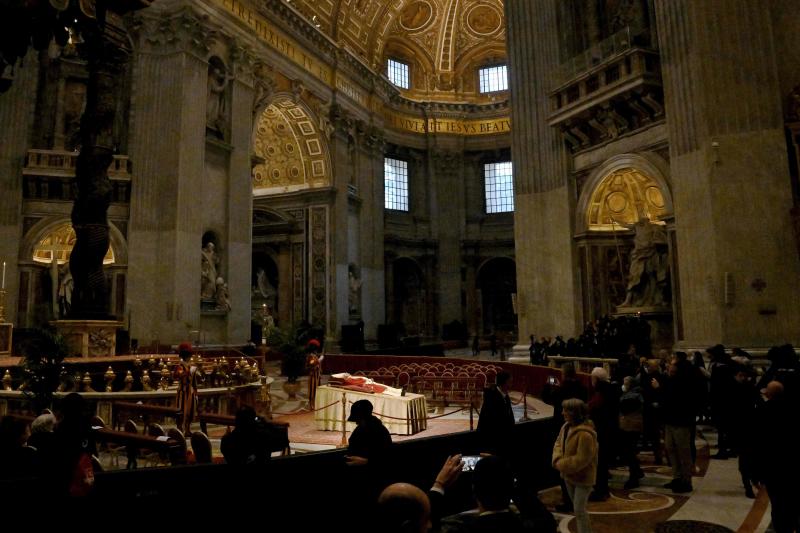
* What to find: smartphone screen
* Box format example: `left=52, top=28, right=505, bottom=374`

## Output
left=461, top=455, right=481, bottom=471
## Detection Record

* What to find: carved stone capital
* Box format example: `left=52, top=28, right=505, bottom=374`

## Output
left=252, top=60, right=277, bottom=119
left=230, top=43, right=258, bottom=81
left=131, top=7, right=219, bottom=58
left=430, top=149, right=461, bottom=177
left=361, top=125, right=386, bottom=155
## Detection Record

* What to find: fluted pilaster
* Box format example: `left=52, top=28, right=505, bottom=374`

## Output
left=655, top=0, right=800, bottom=347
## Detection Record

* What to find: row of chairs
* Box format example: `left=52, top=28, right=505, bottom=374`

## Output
left=354, top=363, right=501, bottom=390
left=91, top=415, right=213, bottom=467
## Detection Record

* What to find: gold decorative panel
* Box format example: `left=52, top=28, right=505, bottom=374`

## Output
left=252, top=99, right=330, bottom=193
left=33, top=223, right=115, bottom=265
left=586, top=167, right=669, bottom=231
left=288, top=0, right=506, bottom=100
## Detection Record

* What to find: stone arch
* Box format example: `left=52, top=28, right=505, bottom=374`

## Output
left=576, top=152, right=672, bottom=235
left=17, top=217, right=129, bottom=325
left=251, top=93, right=332, bottom=195
left=454, top=44, right=507, bottom=94
left=382, top=37, right=436, bottom=91
left=20, top=216, right=128, bottom=266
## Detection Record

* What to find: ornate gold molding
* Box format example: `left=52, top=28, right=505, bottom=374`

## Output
left=384, top=112, right=511, bottom=136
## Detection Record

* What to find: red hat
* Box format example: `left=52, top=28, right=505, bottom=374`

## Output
left=178, top=342, right=193, bottom=353
left=306, top=339, right=321, bottom=350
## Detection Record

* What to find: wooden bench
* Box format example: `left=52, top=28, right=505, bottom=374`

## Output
left=112, top=401, right=181, bottom=432
left=93, top=427, right=185, bottom=467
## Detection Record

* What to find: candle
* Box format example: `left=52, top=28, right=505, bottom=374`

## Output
left=1, top=261, right=5, bottom=290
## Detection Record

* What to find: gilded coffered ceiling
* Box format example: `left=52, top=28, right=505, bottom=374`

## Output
left=289, top=0, right=506, bottom=99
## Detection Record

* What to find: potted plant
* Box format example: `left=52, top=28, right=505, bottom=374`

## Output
left=18, top=328, right=69, bottom=413
left=268, top=326, right=305, bottom=399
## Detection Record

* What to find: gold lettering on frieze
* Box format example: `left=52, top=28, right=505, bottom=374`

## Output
left=385, top=112, right=511, bottom=136
left=219, top=0, right=332, bottom=85
left=335, top=74, right=367, bottom=106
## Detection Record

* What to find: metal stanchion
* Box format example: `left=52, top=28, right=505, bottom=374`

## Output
left=339, top=393, right=348, bottom=448
left=469, top=390, right=475, bottom=431
left=520, top=387, right=530, bottom=421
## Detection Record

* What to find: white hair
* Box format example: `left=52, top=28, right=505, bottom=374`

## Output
left=590, top=367, right=609, bottom=382
left=31, top=413, right=56, bottom=434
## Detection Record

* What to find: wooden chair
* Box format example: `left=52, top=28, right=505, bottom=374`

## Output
left=167, top=428, right=188, bottom=465
left=144, top=424, right=168, bottom=467
left=122, top=419, right=140, bottom=469
left=190, top=431, right=213, bottom=464
left=397, top=371, right=411, bottom=387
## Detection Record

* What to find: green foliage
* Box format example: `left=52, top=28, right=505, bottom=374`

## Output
left=267, top=325, right=307, bottom=383
left=18, top=328, right=69, bottom=413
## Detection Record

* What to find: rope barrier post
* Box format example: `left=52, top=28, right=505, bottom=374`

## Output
left=469, top=390, right=474, bottom=431
left=520, top=386, right=530, bottom=422
left=339, top=392, right=348, bottom=448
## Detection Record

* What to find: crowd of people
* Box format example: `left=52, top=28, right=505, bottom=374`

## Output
left=1, top=340, right=798, bottom=532
left=541, top=343, right=799, bottom=533
left=528, top=315, right=653, bottom=365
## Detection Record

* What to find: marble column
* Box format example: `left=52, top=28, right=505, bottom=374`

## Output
left=0, top=51, right=39, bottom=325
left=506, top=0, right=581, bottom=347
left=431, top=149, right=465, bottom=331
left=127, top=3, right=234, bottom=345
left=225, top=66, right=256, bottom=343
left=655, top=0, right=800, bottom=348
left=329, top=112, right=353, bottom=339
left=357, top=133, right=387, bottom=340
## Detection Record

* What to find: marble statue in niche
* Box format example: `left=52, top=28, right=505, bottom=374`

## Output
left=348, top=263, right=362, bottom=317
left=617, top=217, right=670, bottom=308
left=215, top=277, right=231, bottom=311
left=58, top=263, right=74, bottom=317
left=201, top=241, right=220, bottom=301
left=206, top=57, right=231, bottom=138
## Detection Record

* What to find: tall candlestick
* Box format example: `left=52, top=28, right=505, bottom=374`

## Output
left=1, top=261, right=5, bottom=289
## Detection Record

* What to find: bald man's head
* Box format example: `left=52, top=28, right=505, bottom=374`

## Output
left=378, top=483, right=431, bottom=533
left=765, top=380, right=784, bottom=400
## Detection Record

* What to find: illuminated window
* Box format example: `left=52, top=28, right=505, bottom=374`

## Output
left=484, top=162, right=514, bottom=213
left=385, top=157, right=409, bottom=211
left=479, top=65, right=508, bottom=93
left=33, top=223, right=115, bottom=265
left=387, top=59, right=410, bottom=89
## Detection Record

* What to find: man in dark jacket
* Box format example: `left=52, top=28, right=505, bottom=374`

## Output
left=752, top=382, right=800, bottom=533
left=477, top=371, right=515, bottom=457
left=220, top=406, right=272, bottom=465
left=588, top=367, right=619, bottom=500
left=346, top=398, right=394, bottom=503
left=656, top=360, right=696, bottom=493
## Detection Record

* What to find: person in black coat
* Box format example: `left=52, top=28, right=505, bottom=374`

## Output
left=751, top=382, right=800, bottom=533
left=220, top=406, right=273, bottom=465
left=346, top=399, right=394, bottom=503
left=477, top=371, right=515, bottom=457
